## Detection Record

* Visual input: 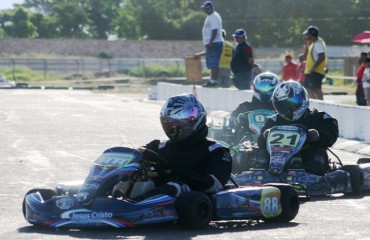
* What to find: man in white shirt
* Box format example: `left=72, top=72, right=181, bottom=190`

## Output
left=199, top=1, right=224, bottom=87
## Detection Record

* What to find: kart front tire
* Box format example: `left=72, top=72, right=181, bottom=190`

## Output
left=175, top=191, right=213, bottom=229
left=341, top=165, right=363, bottom=195
left=263, top=183, right=300, bottom=222
left=22, top=188, right=57, bottom=218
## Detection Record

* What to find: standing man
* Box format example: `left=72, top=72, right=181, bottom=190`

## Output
left=231, top=28, right=254, bottom=90
left=303, top=25, right=327, bottom=100
left=281, top=54, right=298, bottom=81
left=199, top=1, right=223, bottom=87
left=217, top=29, right=234, bottom=88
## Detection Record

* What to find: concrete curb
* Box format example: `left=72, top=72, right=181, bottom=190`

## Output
left=332, top=138, right=370, bottom=156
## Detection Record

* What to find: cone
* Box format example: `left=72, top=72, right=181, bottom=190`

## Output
left=192, top=84, right=198, bottom=98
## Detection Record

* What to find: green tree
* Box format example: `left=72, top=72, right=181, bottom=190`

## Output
left=1, top=7, right=37, bottom=38
left=51, top=0, right=92, bottom=38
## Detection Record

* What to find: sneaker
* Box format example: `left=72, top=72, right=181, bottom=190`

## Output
left=203, top=81, right=218, bottom=87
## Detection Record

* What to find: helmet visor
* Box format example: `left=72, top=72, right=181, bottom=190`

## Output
left=160, top=114, right=197, bottom=140
left=273, top=96, right=302, bottom=121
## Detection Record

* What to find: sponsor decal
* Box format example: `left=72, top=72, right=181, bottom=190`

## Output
left=56, top=197, right=74, bottom=210
left=61, top=209, right=113, bottom=223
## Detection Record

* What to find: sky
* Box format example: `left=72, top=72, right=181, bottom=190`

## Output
left=0, top=0, right=24, bottom=10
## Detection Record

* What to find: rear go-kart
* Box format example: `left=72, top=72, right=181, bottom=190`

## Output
left=23, top=146, right=300, bottom=229
left=234, top=125, right=370, bottom=197
left=208, top=109, right=274, bottom=173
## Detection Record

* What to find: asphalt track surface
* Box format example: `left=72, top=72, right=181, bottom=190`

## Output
left=0, top=89, right=369, bottom=240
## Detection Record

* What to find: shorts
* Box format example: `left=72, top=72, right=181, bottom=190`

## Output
left=205, top=41, right=223, bottom=69
left=304, top=72, right=324, bottom=89
left=364, top=88, right=370, bottom=102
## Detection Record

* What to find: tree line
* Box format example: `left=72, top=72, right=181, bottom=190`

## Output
left=0, top=0, right=369, bottom=47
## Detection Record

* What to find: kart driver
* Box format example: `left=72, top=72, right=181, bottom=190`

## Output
left=141, top=93, right=232, bottom=198
left=257, top=80, right=339, bottom=176
left=229, top=72, right=281, bottom=142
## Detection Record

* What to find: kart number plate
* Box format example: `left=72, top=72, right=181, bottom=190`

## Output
left=96, top=152, right=135, bottom=168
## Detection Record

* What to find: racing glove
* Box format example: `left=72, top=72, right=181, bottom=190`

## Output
left=263, top=128, right=271, bottom=139
left=307, top=129, right=320, bottom=143
left=236, top=112, right=249, bottom=126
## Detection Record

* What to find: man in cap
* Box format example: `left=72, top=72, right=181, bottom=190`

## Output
left=198, top=1, right=224, bottom=87
left=303, top=25, right=327, bottom=100
left=230, top=28, right=254, bottom=90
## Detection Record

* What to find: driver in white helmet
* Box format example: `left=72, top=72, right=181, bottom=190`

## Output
left=258, top=81, right=339, bottom=176
left=229, top=72, right=281, bottom=143
left=141, top=93, right=232, bottom=198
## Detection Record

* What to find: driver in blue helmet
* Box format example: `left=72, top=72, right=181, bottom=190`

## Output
left=142, top=93, right=232, bottom=198
left=258, top=80, right=339, bottom=176
left=229, top=72, right=281, bottom=142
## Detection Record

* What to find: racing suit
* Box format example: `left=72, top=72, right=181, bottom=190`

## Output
left=142, top=126, right=232, bottom=198
left=257, top=108, right=339, bottom=176
left=229, top=96, right=275, bottom=143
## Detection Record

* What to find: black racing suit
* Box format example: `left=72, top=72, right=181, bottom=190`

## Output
left=257, top=109, right=339, bottom=176
left=143, top=126, right=232, bottom=198
left=229, top=96, right=275, bottom=143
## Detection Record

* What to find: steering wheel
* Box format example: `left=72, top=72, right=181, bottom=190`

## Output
left=138, top=147, right=169, bottom=170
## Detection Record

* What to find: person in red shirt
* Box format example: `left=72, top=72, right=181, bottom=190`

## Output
left=356, top=52, right=368, bottom=106
left=281, top=54, right=298, bottom=81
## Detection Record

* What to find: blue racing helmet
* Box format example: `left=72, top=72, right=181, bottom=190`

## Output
left=160, top=94, right=207, bottom=142
left=272, top=80, right=309, bottom=121
left=253, top=72, right=281, bottom=103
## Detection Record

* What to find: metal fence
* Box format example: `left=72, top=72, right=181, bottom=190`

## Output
left=0, top=57, right=344, bottom=80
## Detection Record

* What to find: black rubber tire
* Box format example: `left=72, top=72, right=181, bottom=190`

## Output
left=357, top=158, right=370, bottom=164
left=263, top=183, right=300, bottom=222
left=22, top=188, right=57, bottom=218
left=175, top=191, right=213, bottom=229
left=341, top=165, right=363, bottom=195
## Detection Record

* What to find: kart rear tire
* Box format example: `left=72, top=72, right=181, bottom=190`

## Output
left=175, top=191, right=213, bottom=229
left=263, top=183, right=300, bottom=222
left=357, top=158, right=370, bottom=164
left=341, top=165, right=363, bottom=195
left=22, top=188, right=57, bottom=218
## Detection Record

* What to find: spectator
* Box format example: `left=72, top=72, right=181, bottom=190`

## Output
left=296, top=53, right=306, bottom=84
left=355, top=52, right=368, bottom=106
left=217, top=29, right=234, bottom=88
left=303, top=25, right=327, bottom=100
left=281, top=54, right=298, bottom=81
left=231, top=28, right=254, bottom=90
left=362, top=57, right=370, bottom=106
left=196, top=1, right=224, bottom=87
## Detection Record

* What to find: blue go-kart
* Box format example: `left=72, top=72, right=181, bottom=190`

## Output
left=23, top=146, right=300, bottom=229
left=234, top=125, right=370, bottom=198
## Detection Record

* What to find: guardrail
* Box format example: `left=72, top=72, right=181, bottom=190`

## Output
left=0, top=58, right=344, bottom=80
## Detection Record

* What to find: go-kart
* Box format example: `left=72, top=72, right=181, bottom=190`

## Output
left=208, top=109, right=274, bottom=173
left=23, top=146, right=300, bottom=229
left=233, top=125, right=370, bottom=197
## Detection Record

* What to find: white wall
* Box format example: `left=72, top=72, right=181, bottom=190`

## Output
left=156, top=82, right=370, bottom=143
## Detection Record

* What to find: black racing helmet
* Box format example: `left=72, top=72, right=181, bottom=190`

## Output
left=272, top=81, right=309, bottom=121
left=253, top=72, right=281, bottom=103
left=160, top=93, right=206, bottom=142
